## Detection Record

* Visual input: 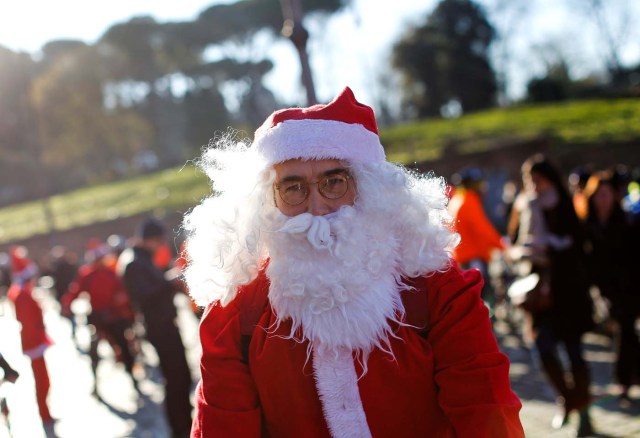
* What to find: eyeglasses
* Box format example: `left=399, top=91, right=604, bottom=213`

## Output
left=275, top=172, right=352, bottom=206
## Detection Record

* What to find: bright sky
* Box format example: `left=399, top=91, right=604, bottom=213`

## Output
left=0, top=0, right=434, bottom=106
left=1, top=0, right=639, bottom=108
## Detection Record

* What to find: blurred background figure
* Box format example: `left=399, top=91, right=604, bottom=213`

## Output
left=0, top=350, right=19, bottom=430
left=61, top=238, right=139, bottom=398
left=6, top=245, right=56, bottom=436
left=106, top=235, right=127, bottom=262
left=583, top=170, right=640, bottom=404
left=153, top=240, right=174, bottom=273
left=47, top=246, right=79, bottom=304
left=46, top=245, right=80, bottom=346
left=449, top=166, right=507, bottom=312
left=0, top=352, right=19, bottom=384
left=508, top=154, right=594, bottom=436
left=0, top=252, right=10, bottom=316
left=0, top=347, right=20, bottom=433
left=622, top=168, right=640, bottom=224
left=611, top=165, right=632, bottom=206
left=568, top=165, right=593, bottom=221
left=167, top=240, right=202, bottom=319
left=117, top=218, right=193, bottom=438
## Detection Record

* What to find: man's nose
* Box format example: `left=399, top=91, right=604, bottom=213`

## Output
left=307, top=187, right=332, bottom=216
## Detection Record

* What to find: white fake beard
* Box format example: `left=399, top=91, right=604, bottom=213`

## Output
left=264, top=205, right=406, bottom=361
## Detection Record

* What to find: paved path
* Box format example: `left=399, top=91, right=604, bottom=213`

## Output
left=1, top=290, right=639, bottom=437
left=494, top=306, right=640, bottom=438
left=0, top=289, right=201, bottom=438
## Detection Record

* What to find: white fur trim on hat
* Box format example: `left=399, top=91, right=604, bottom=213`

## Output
left=253, top=119, right=385, bottom=165
left=12, top=263, right=38, bottom=285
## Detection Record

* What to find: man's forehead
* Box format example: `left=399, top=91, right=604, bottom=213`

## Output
left=273, top=158, right=348, bottom=178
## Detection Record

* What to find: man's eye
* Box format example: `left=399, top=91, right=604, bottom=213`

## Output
left=324, top=176, right=346, bottom=189
left=284, top=183, right=305, bottom=193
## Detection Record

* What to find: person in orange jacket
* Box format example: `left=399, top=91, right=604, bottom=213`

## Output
left=7, top=246, right=55, bottom=433
left=448, top=167, right=507, bottom=309
left=153, top=241, right=173, bottom=272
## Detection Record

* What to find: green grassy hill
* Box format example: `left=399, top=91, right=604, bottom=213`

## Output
left=1, top=98, right=639, bottom=244
left=382, top=98, right=640, bottom=164
left=0, top=166, right=210, bottom=244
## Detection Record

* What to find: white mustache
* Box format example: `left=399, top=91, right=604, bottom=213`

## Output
left=278, top=213, right=334, bottom=251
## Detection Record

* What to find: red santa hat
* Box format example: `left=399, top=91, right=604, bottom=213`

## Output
left=252, top=87, right=386, bottom=165
left=10, top=245, right=38, bottom=284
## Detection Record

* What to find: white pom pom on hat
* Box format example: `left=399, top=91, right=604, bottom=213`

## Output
left=252, top=86, right=386, bottom=165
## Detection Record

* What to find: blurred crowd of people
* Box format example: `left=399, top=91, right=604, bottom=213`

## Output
left=0, top=217, right=195, bottom=438
left=0, top=152, right=638, bottom=437
left=448, top=154, right=640, bottom=437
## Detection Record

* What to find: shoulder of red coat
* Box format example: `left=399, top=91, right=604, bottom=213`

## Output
left=407, top=260, right=481, bottom=292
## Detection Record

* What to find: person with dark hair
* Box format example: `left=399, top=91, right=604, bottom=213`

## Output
left=610, top=164, right=631, bottom=205
left=117, top=218, right=193, bottom=438
left=509, top=154, right=594, bottom=436
left=48, top=246, right=79, bottom=303
left=583, top=170, right=640, bottom=404
left=47, top=245, right=80, bottom=347
left=185, top=87, right=523, bottom=437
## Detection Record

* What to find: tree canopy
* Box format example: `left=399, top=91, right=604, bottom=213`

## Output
left=393, top=0, right=497, bottom=118
left=0, top=0, right=346, bottom=205
left=1, top=0, right=637, bottom=207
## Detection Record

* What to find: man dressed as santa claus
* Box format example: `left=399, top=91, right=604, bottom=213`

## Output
left=7, top=246, right=55, bottom=435
left=184, top=87, right=524, bottom=437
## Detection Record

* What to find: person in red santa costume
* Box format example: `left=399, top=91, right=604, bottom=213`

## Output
left=6, top=245, right=55, bottom=432
left=61, top=239, right=139, bottom=397
left=183, top=87, right=524, bottom=437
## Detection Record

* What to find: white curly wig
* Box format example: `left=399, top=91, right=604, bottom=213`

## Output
left=182, top=130, right=458, bottom=308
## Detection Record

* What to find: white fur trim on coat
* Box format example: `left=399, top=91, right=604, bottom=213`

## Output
left=24, top=342, right=49, bottom=360
left=313, top=345, right=372, bottom=438
left=253, top=119, right=385, bottom=165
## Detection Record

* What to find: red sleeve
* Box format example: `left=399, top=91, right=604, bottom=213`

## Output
left=192, top=288, right=262, bottom=437
left=424, top=264, right=524, bottom=437
left=11, top=286, right=47, bottom=351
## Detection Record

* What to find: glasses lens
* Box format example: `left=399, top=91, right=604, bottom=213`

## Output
left=319, top=174, right=349, bottom=199
left=279, top=182, right=308, bottom=205
left=276, top=173, right=350, bottom=205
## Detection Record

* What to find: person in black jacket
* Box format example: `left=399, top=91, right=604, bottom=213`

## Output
left=118, top=218, right=193, bottom=438
left=509, top=154, right=595, bottom=436
left=583, top=170, right=640, bottom=403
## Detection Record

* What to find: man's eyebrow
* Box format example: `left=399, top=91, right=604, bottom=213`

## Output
left=277, top=167, right=348, bottom=184
left=321, top=167, right=349, bottom=177
left=277, top=175, right=305, bottom=184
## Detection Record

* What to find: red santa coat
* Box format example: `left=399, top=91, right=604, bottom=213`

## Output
left=8, top=282, right=51, bottom=358
left=62, top=263, right=133, bottom=321
left=192, top=264, right=524, bottom=437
